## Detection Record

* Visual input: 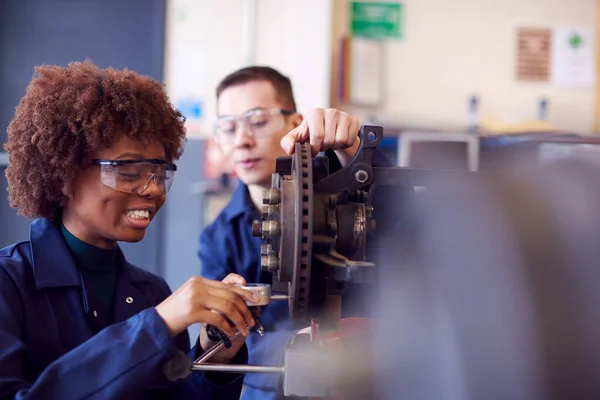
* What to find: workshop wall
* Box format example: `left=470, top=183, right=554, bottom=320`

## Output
left=163, top=0, right=333, bottom=139
left=331, top=0, right=597, bottom=134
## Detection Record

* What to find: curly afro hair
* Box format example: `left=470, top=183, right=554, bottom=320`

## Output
left=4, top=59, right=187, bottom=220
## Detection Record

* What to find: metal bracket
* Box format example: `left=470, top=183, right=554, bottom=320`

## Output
left=313, top=125, right=382, bottom=195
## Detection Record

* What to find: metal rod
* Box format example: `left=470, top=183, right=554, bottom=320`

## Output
left=193, top=331, right=242, bottom=364
left=191, top=363, right=285, bottom=374
left=270, top=295, right=291, bottom=301
left=0, top=152, right=8, bottom=167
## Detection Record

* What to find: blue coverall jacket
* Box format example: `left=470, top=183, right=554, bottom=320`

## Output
left=0, top=218, right=247, bottom=399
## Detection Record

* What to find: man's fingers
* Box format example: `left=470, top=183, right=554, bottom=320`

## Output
left=307, top=109, right=325, bottom=156
left=323, top=108, right=338, bottom=150
left=281, top=120, right=307, bottom=155
left=349, top=118, right=361, bottom=144
left=332, top=113, right=350, bottom=150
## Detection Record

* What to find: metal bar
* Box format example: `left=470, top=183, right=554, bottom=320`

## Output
left=270, top=295, right=291, bottom=301
left=194, top=341, right=226, bottom=364
left=193, top=330, right=243, bottom=364
left=191, top=363, right=285, bottom=374
left=0, top=152, right=8, bottom=167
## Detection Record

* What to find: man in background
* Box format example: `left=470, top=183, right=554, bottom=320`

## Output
left=197, top=66, right=382, bottom=399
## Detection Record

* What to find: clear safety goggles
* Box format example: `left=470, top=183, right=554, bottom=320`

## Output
left=91, top=159, right=177, bottom=195
left=213, top=107, right=295, bottom=143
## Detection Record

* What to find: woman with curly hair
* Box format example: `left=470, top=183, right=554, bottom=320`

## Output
left=0, top=60, right=259, bottom=399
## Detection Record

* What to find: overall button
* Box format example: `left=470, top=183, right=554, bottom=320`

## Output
left=126, top=297, right=134, bottom=304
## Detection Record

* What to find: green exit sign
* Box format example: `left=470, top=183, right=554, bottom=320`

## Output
left=350, top=1, right=403, bottom=40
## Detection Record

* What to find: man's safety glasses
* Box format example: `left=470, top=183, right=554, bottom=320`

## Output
left=213, top=107, right=295, bottom=143
left=91, top=159, right=177, bottom=195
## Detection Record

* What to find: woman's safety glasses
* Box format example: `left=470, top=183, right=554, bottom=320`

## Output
left=91, top=159, right=177, bottom=195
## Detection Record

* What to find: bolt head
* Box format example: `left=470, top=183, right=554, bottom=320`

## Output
left=262, top=220, right=281, bottom=238
left=261, top=255, right=280, bottom=272
left=263, top=189, right=281, bottom=205
left=355, top=169, right=369, bottom=184
left=261, top=243, right=273, bottom=256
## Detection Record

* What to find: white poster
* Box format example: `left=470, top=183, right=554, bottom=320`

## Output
left=551, top=26, right=596, bottom=87
left=349, top=37, right=385, bottom=106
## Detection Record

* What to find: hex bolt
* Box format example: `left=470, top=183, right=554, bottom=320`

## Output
left=262, top=189, right=281, bottom=205
left=261, top=243, right=273, bottom=256
left=262, top=205, right=277, bottom=219
left=355, top=169, right=369, bottom=184
left=251, top=220, right=263, bottom=237
left=261, top=255, right=280, bottom=272
left=262, top=220, right=281, bottom=238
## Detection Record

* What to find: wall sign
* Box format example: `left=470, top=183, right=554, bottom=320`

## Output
left=551, top=26, right=596, bottom=87
left=350, top=1, right=403, bottom=40
left=516, top=28, right=552, bottom=82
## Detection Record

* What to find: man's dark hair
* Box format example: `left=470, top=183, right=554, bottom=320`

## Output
left=216, top=66, right=297, bottom=111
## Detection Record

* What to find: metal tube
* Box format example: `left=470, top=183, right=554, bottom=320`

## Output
left=191, top=363, right=285, bottom=375
left=270, top=295, right=291, bottom=301
left=194, top=341, right=226, bottom=364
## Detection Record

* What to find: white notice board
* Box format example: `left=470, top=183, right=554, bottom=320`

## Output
left=551, top=26, right=596, bottom=88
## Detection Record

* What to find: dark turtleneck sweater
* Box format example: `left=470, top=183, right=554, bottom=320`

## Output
left=60, top=224, right=118, bottom=327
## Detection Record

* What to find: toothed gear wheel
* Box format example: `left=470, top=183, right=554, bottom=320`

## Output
left=290, top=142, right=313, bottom=321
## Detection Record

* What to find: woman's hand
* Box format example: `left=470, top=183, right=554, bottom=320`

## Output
left=155, top=276, right=259, bottom=338
left=198, top=273, right=254, bottom=363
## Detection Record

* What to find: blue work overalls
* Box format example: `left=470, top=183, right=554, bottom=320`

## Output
left=0, top=218, right=247, bottom=399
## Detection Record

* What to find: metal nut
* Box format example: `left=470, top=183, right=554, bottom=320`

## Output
left=355, top=169, right=369, bottom=184
left=262, top=189, right=281, bottom=205
left=262, top=220, right=281, bottom=238
left=261, top=255, right=280, bottom=272
left=262, top=205, right=277, bottom=219
left=261, top=243, right=273, bottom=256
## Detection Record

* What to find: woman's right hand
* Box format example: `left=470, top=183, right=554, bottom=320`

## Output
left=155, top=276, right=260, bottom=338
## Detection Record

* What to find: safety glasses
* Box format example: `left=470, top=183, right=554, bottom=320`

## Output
left=91, top=159, right=177, bottom=195
left=213, top=107, right=295, bottom=143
